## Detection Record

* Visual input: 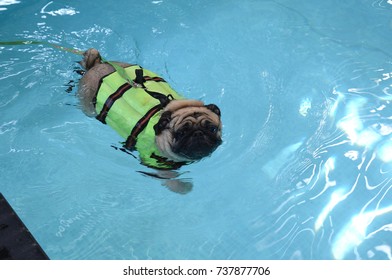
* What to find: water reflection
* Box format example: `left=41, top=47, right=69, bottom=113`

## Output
left=332, top=205, right=392, bottom=259
left=40, top=1, right=79, bottom=17
left=0, top=0, right=20, bottom=11
left=337, top=97, right=382, bottom=148
left=315, top=188, right=344, bottom=232
left=316, top=80, right=392, bottom=258
left=256, top=68, right=392, bottom=259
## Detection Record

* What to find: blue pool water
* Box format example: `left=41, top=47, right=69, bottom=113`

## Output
left=1, top=0, right=392, bottom=260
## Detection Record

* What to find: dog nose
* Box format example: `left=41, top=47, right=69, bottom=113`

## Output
left=193, top=130, right=204, bottom=138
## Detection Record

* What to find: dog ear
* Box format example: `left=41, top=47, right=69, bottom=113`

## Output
left=205, top=104, right=221, bottom=117
left=154, top=111, right=172, bottom=135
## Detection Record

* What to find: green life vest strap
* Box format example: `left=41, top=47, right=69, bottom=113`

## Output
left=123, top=72, right=175, bottom=150
left=150, top=153, right=188, bottom=170
left=124, top=104, right=163, bottom=150
left=96, top=82, right=133, bottom=124
left=123, top=89, right=174, bottom=151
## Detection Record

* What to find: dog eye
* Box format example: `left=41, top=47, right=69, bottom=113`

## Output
left=208, top=124, right=218, bottom=133
left=202, top=121, right=218, bottom=134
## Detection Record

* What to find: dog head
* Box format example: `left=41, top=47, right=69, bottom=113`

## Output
left=154, top=100, right=222, bottom=162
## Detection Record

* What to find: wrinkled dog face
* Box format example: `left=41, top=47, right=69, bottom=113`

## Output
left=154, top=103, right=222, bottom=162
left=171, top=104, right=222, bottom=160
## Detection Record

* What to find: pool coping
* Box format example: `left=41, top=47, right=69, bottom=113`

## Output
left=0, top=193, right=49, bottom=260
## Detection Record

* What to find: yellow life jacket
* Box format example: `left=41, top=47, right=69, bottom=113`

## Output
left=94, top=64, right=186, bottom=169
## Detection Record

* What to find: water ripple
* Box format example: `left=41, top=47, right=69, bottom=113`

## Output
left=253, top=64, right=392, bottom=259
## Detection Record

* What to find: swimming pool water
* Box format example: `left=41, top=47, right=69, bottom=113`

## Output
left=1, top=0, right=392, bottom=260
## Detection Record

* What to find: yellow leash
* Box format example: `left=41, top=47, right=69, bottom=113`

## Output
left=0, top=40, right=135, bottom=85
left=0, top=40, right=84, bottom=55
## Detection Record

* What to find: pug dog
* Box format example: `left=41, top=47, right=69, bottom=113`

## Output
left=77, top=48, right=222, bottom=175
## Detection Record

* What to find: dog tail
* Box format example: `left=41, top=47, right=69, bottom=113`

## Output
left=79, top=48, right=102, bottom=70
